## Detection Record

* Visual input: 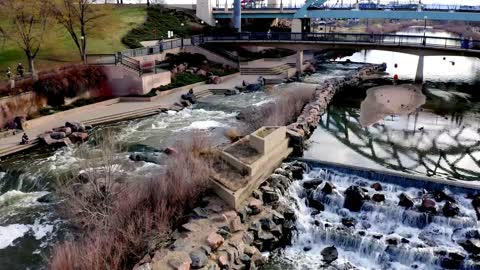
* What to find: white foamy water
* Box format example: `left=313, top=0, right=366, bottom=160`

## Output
left=0, top=190, right=49, bottom=209
left=0, top=224, right=30, bottom=249
left=184, top=120, right=226, bottom=130
left=0, top=220, right=55, bottom=250
left=277, top=167, right=479, bottom=270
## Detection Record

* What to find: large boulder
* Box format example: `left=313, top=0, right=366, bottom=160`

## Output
left=206, top=232, right=224, bottom=251
left=398, top=193, right=414, bottom=209
left=53, top=126, right=72, bottom=136
left=50, top=132, right=66, bottom=140
left=69, top=132, right=89, bottom=143
left=321, top=246, right=338, bottom=264
left=372, top=193, right=385, bottom=203
left=459, top=239, right=480, bottom=256
left=370, top=182, right=383, bottom=191
left=65, top=121, right=86, bottom=132
left=307, top=196, right=324, bottom=212
left=189, top=249, right=207, bottom=269
left=302, top=179, right=323, bottom=190
left=344, top=186, right=369, bottom=212
left=420, top=197, right=437, bottom=214
left=472, top=195, right=480, bottom=220
left=443, top=201, right=460, bottom=217
left=129, top=153, right=163, bottom=164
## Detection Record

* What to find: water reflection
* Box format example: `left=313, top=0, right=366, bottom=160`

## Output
left=340, top=28, right=480, bottom=83
left=360, top=84, right=426, bottom=127
left=306, top=106, right=480, bottom=181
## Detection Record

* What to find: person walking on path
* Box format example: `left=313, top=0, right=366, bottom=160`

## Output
left=16, top=63, right=24, bottom=78
left=6, top=67, right=15, bottom=89
left=6, top=67, right=12, bottom=80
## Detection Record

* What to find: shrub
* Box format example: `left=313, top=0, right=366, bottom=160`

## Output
left=165, top=52, right=208, bottom=68
left=156, top=72, right=206, bottom=92
left=238, top=87, right=315, bottom=133
left=122, top=7, right=204, bottom=48
left=50, top=133, right=214, bottom=270
left=33, top=65, right=107, bottom=107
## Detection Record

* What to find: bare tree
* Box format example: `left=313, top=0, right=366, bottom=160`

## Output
left=49, top=0, right=106, bottom=63
left=0, top=0, right=51, bottom=75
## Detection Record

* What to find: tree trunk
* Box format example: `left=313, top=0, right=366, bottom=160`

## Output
left=147, top=0, right=150, bottom=7
left=26, top=51, right=35, bottom=75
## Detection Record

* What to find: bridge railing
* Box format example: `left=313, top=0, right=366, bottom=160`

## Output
left=201, top=32, right=479, bottom=50
left=121, top=38, right=186, bottom=58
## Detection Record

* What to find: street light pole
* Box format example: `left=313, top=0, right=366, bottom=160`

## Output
left=423, top=16, right=427, bottom=46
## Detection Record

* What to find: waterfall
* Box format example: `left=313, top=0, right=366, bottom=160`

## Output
left=276, top=167, right=480, bottom=270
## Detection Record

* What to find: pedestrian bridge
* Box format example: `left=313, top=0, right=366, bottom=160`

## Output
left=194, top=32, right=480, bottom=57
left=210, top=0, right=480, bottom=21
left=193, top=32, right=480, bottom=82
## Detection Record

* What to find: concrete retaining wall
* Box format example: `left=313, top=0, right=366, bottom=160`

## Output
left=103, top=66, right=171, bottom=96
left=184, top=45, right=239, bottom=68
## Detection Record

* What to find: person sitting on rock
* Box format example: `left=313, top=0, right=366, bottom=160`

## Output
left=20, top=133, right=29, bottom=145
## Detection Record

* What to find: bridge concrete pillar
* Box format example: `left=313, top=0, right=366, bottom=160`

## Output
left=196, top=0, right=215, bottom=26
left=233, top=0, right=242, bottom=32
left=292, top=19, right=310, bottom=33
left=296, top=50, right=304, bottom=77
left=415, top=55, right=424, bottom=83
left=292, top=19, right=302, bottom=33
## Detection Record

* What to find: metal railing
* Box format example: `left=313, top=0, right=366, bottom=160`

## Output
left=119, top=54, right=142, bottom=75
left=121, top=38, right=186, bottom=58
left=85, top=38, right=191, bottom=76
left=200, top=32, right=480, bottom=51
left=85, top=54, right=117, bottom=65
left=213, top=2, right=480, bottom=12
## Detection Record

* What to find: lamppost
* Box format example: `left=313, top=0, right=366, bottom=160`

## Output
left=423, top=16, right=427, bottom=46
left=81, top=36, right=86, bottom=64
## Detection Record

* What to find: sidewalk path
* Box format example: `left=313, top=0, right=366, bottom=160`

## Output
left=0, top=73, right=279, bottom=157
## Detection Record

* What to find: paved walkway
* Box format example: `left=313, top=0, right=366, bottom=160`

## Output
left=0, top=73, right=283, bottom=156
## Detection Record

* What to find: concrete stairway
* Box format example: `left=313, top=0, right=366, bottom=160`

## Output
left=0, top=105, right=168, bottom=158
left=240, top=63, right=295, bottom=75
left=0, top=138, right=40, bottom=157
left=0, top=87, right=234, bottom=158
left=83, top=105, right=167, bottom=126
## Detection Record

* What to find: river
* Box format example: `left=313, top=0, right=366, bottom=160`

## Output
left=263, top=27, right=480, bottom=269
left=1, top=27, right=480, bottom=269
left=0, top=90, right=277, bottom=270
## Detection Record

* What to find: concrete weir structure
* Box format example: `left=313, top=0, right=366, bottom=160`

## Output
left=211, top=126, right=292, bottom=209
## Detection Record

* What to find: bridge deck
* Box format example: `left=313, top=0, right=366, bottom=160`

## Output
left=194, top=32, right=480, bottom=57
left=213, top=9, right=480, bottom=21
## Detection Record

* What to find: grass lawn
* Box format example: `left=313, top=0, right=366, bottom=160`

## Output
left=0, top=5, right=146, bottom=73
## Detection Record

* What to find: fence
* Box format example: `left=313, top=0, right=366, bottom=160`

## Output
left=120, top=38, right=187, bottom=58
left=85, top=38, right=190, bottom=76
left=200, top=32, right=480, bottom=50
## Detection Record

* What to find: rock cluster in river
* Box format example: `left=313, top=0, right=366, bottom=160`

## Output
left=132, top=161, right=307, bottom=270
left=38, top=121, right=91, bottom=147
left=286, top=63, right=387, bottom=155
left=299, top=177, right=480, bottom=269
